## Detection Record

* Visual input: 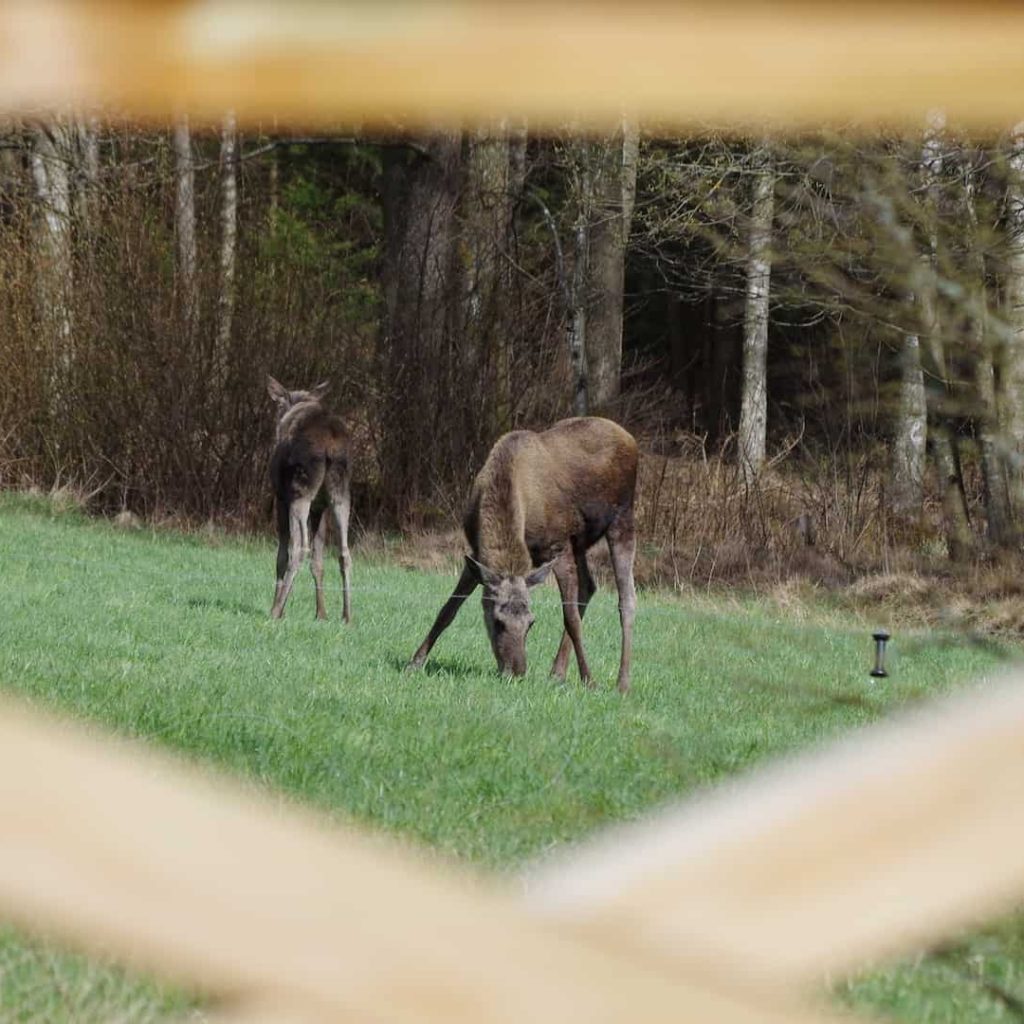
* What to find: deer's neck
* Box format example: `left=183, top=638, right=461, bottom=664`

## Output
left=477, top=472, right=531, bottom=578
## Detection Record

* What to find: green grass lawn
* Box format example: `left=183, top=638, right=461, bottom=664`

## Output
left=0, top=491, right=1022, bottom=1022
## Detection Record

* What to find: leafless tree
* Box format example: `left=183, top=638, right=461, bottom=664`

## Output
left=173, top=112, right=198, bottom=339
left=738, top=144, right=775, bottom=484
left=30, top=117, right=75, bottom=404
left=215, top=110, right=239, bottom=389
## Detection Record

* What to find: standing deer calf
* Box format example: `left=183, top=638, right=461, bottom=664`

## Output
left=408, top=417, right=638, bottom=692
left=267, top=376, right=353, bottom=623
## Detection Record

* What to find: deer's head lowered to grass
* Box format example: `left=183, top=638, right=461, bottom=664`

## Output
left=469, top=556, right=556, bottom=677
left=408, top=417, right=638, bottom=692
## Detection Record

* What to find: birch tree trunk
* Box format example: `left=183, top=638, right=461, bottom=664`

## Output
left=1002, top=121, right=1024, bottom=530
left=891, top=132, right=932, bottom=521
left=585, top=119, right=640, bottom=413
left=215, top=110, right=239, bottom=390
left=891, top=326, right=927, bottom=520
left=919, top=112, right=973, bottom=561
left=737, top=147, right=775, bottom=485
left=30, top=119, right=75, bottom=405
left=173, top=113, right=198, bottom=339
left=963, top=151, right=1011, bottom=545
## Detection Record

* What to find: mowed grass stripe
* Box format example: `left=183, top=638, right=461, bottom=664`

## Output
left=0, top=492, right=1019, bottom=1022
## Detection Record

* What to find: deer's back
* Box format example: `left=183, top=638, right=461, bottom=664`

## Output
left=466, top=418, right=637, bottom=571
left=271, top=404, right=351, bottom=500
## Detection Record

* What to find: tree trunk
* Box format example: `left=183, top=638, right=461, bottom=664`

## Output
left=918, top=111, right=973, bottom=561
left=215, top=110, right=239, bottom=390
left=890, top=126, right=933, bottom=521
left=30, top=119, right=75, bottom=405
left=891, top=327, right=927, bottom=520
left=568, top=144, right=591, bottom=417
left=503, top=119, right=528, bottom=426
left=173, top=113, right=198, bottom=339
left=1002, top=121, right=1024, bottom=530
left=74, top=113, right=100, bottom=234
left=738, top=147, right=775, bottom=485
left=584, top=119, right=640, bottom=413
left=462, top=121, right=515, bottom=434
left=381, top=133, right=462, bottom=523
left=963, top=150, right=1011, bottom=545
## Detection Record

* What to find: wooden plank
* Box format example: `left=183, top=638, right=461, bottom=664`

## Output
left=2, top=2, right=1024, bottom=128
left=0, top=698, right=841, bottom=1023
left=527, top=671, right=1024, bottom=993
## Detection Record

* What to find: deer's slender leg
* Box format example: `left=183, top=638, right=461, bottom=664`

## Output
left=329, top=484, right=353, bottom=624
left=550, top=545, right=595, bottom=682
left=552, top=550, right=594, bottom=688
left=607, top=508, right=637, bottom=694
left=270, top=496, right=312, bottom=619
left=408, top=563, right=479, bottom=669
left=271, top=497, right=290, bottom=618
left=309, top=504, right=329, bottom=620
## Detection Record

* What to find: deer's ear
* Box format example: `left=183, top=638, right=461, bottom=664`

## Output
left=266, top=375, right=289, bottom=405
left=310, top=380, right=330, bottom=400
left=465, top=555, right=500, bottom=587
left=525, top=558, right=557, bottom=588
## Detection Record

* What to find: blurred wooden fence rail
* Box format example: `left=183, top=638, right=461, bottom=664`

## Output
left=4, top=669, right=1024, bottom=1023
left=5, top=1, right=1024, bottom=129
left=4, top=1, right=1024, bottom=1021
left=5, top=674, right=1024, bottom=1024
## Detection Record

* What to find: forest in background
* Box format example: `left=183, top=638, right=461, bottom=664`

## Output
left=3, top=114, right=1024, bottom=590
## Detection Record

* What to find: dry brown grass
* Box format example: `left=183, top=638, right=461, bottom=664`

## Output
left=374, top=430, right=1024, bottom=640
left=631, top=434, right=870, bottom=590
left=14, top=421, right=1024, bottom=638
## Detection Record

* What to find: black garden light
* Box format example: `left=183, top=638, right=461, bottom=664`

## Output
left=870, top=630, right=890, bottom=678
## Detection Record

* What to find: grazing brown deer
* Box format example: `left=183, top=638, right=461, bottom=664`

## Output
left=408, top=417, right=638, bottom=692
left=267, top=376, right=353, bottom=623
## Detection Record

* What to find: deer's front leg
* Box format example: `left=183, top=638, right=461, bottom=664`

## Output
left=408, top=562, right=478, bottom=669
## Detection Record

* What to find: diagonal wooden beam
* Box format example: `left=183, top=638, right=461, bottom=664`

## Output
left=3, top=2, right=1024, bottom=128
left=527, top=671, right=1024, bottom=994
left=0, top=697, right=844, bottom=1024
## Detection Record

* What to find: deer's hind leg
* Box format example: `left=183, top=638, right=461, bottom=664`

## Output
left=270, top=493, right=314, bottom=618
left=309, top=500, right=329, bottom=620
left=270, top=462, right=325, bottom=620
left=271, top=496, right=291, bottom=618
left=550, top=543, right=595, bottom=688
left=550, top=543, right=596, bottom=684
left=326, top=463, right=353, bottom=624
